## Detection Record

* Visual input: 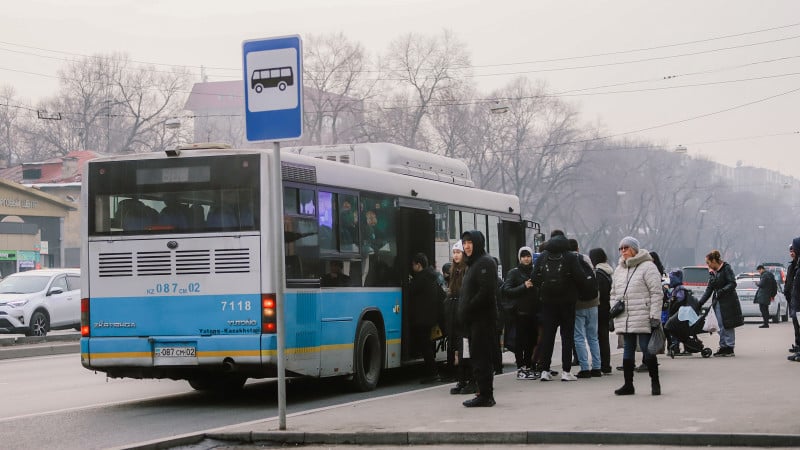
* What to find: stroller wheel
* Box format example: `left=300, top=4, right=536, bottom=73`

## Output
left=701, top=348, right=713, bottom=358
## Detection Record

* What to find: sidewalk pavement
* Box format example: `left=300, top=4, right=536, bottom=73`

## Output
left=204, top=323, right=800, bottom=448
left=6, top=325, right=799, bottom=448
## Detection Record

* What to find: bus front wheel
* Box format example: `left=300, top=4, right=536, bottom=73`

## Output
left=255, top=84, right=263, bottom=93
left=351, top=320, right=381, bottom=392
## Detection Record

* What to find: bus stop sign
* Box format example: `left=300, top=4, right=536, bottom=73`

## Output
left=243, top=35, right=303, bottom=142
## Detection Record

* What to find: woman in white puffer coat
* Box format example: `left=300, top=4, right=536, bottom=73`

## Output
left=610, top=236, right=664, bottom=396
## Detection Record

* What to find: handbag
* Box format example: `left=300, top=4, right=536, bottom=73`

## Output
left=703, top=306, right=719, bottom=333
left=648, top=324, right=666, bottom=354
left=609, top=266, right=639, bottom=319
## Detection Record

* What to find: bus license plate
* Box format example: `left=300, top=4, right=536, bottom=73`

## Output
left=153, top=343, right=198, bottom=366
left=155, top=346, right=196, bottom=357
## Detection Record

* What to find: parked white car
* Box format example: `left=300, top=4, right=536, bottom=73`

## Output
left=735, top=276, right=788, bottom=323
left=0, top=269, right=81, bottom=337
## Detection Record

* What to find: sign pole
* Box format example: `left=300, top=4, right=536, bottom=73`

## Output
left=272, top=141, right=287, bottom=430
left=242, top=34, right=302, bottom=431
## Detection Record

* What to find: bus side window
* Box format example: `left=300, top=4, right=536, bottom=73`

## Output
left=338, top=194, right=358, bottom=253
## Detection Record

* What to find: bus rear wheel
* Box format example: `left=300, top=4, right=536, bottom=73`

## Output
left=188, top=374, right=247, bottom=392
left=351, top=320, right=381, bottom=392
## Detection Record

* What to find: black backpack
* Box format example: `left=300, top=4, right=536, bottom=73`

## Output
left=539, top=252, right=570, bottom=298
left=576, top=257, right=599, bottom=302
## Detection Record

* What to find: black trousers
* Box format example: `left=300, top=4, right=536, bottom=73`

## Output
left=759, top=304, right=770, bottom=325
left=539, top=301, right=576, bottom=372
left=468, top=320, right=495, bottom=398
left=514, top=313, right=537, bottom=369
left=412, top=325, right=437, bottom=375
left=793, top=315, right=800, bottom=347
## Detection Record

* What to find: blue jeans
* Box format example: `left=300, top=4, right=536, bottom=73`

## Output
left=622, top=333, right=654, bottom=361
left=715, top=302, right=735, bottom=348
left=574, top=306, right=601, bottom=371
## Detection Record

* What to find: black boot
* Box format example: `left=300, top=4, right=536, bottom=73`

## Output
left=646, top=357, right=660, bottom=395
left=614, top=359, right=635, bottom=395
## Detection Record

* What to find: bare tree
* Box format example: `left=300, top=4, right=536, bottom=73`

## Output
left=383, top=30, right=471, bottom=149
left=0, top=86, right=25, bottom=165
left=303, top=32, right=374, bottom=145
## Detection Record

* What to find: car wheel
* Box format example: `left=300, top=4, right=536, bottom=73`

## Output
left=26, top=311, right=49, bottom=337
left=351, top=320, right=382, bottom=392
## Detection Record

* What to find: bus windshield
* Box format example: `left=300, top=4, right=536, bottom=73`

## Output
left=88, top=154, right=260, bottom=235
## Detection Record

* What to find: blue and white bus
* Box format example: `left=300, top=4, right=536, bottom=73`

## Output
left=80, top=142, right=534, bottom=391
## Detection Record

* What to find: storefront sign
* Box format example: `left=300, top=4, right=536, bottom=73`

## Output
left=0, top=198, right=39, bottom=209
left=0, top=251, right=16, bottom=261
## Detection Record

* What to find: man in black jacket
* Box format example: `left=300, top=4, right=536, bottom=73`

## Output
left=754, top=265, right=777, bottom=329
left=458, top=230, right=498, bottom=407
left=532, top=231, right=586, bottom=382
left=787, top=243, right=799, bottom=355
left=408, top=252, right=442, bottom=383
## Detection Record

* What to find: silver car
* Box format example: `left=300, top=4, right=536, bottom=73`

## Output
left=735, top=276, right=788, bottom=323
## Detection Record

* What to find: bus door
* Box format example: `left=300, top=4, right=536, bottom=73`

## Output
left=498, top=220, right=526, bottom=279
left=396, top=203, right=435, bottom=362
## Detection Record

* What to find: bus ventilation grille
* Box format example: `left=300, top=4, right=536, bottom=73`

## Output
left=97, top=249, right=250, bottom=277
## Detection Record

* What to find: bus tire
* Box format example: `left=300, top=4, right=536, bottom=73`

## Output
left=278, top=81, right=287, bottom=91
left=351, top=320, right=381, bottom=392
left=255, top=84, right=263, bottom=93
left=188, top=374, right=246, bottom=392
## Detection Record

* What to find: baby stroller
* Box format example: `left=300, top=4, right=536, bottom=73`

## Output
left=664, top=305, right=714, bottom=358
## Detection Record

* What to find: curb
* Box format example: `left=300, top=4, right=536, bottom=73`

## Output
left=0, top=334, right=81, bottom=360
left=198, top=431, right=800, bottom=447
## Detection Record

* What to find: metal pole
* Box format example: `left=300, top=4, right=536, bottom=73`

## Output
left=272, top=141, right=287, bottom=430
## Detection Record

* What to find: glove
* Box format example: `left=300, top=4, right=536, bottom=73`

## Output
left=650, top=318, right=661, bottom=329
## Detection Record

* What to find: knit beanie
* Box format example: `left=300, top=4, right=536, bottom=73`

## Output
left=518, top=246, right=533, bottom=260
left=619, top=236, right=640, bottom=253
left=452, top=240, right=464, bottom=253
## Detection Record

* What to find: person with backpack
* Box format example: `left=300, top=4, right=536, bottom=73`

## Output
left=531, top=230, right=589, bottom=382
left=612, top=236, right=665, bottom=396
left=502, top=246, right=539, bottom=380
left=754, top=264, right=778, bottom=329
left=589, top=248, right=614, bottom=374
left=570, top=239, right=601, bottom=379
left=408, top=252, right=444, bottom=383
left=458, top=230, right=499, bottom=407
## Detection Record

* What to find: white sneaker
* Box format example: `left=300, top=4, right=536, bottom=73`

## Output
left=561, top=371, right=577, bottom=382
left=539, top=370, right=552, bottom=381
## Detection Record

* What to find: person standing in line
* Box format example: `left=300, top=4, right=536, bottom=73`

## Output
left=532, top=231, right=585, bottom=382
left=590, top=248, right=614, bottom=375
left=502, top=246, right=539, bottom=380
left=408, top=252, right=443, bottom=383
left=458, top=230, right=498, bottom=407
left=570, top=239, right=602, bottom=379
left=698, top=250, right=744, bottom=357
left=786, top=242, right=800, bottom=358
left=446, top=241, right=476, bottom=394
left=754, top=264, right=778, bottom=329
left=611, top=236, right=664, bottom=396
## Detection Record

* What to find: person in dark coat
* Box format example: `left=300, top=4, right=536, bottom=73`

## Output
left=531, top=232, right=586, bottom=381
left=408, top=252, right=442, bottom=382
left=502, top=246, right=539, bottom=380
left=445, top=240, right=475, bottom=394
left=589, top=248, right=614, bottom=374
left=754, top=264, right=778, bottom=328
left=787, top=241, right=800, bottom=357
left=698, top=250, right=744, bottom=357
left=457, top=230, right=498, bottom=407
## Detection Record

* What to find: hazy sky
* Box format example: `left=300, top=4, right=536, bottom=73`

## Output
left=2, top=0, right=799, bottom=176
